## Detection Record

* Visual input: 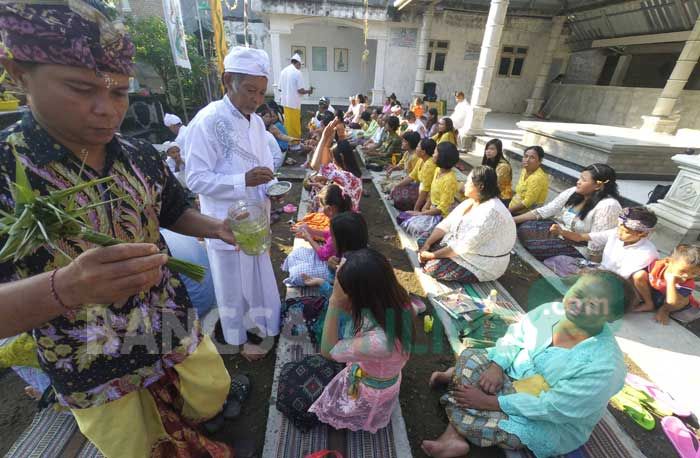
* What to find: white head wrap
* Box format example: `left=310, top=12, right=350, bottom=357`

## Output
left=291, top=53, right=302, bottom=63
left=163, top=113, right=182, bottom=127
left=224, top=46, right=271, bottom=79
left=154, top=141, right=179, bottom=153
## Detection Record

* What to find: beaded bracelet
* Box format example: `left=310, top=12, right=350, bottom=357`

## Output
left=49, top=269, right=70, bottom=311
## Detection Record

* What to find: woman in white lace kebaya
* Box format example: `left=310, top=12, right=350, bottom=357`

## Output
left=418, top=166, right=517, bottom=283
left=514, top=163, right=622, bottom=262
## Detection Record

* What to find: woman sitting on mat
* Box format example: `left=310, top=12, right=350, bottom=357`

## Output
left=389, top=137, right=438, bottom=212
left=308, top=248, right=413, bottom=432
left=422, top=269, right=630, bottom=458
left=514, top=163, right=622, bottom=262
left=365, top=115, right=403, bottom=168
left=481, top=138, right=513, bottom=207
left=418, top=166, right=516, bottom=283
left=309, top=119, right=363, bottom=212
left=361, top=113, right=387, bottom=151
left=432, top=117, right=457, bottom=145
left=426, top=108, right=440, bottom=138
left=398, top=142, right=460, bottom=238
left=508, top=146, right=549, bottom=216
left=386, top=130, right=421, bottom=178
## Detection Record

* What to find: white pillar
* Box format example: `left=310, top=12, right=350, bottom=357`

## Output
left=610, top=54, right=632, bottom=86
left=270, top=31, right=282, bottom=103
left=412, top=8, right=434, bottom=98
left=464, top=0, right=509, bottom=135
left=371, top=37, right=388, bottom=106
left=642, top=16, right=700, bottom=134
left=524, top=16, right=565, bottom=117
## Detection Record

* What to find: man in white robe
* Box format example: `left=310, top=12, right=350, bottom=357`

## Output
left=278, top=54, right=313, bottom=139
left=451, top=91, right=472, bottom=150
left=185, top=47, right=280, bottom=360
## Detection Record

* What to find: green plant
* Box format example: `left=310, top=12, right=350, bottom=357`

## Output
left=0, top=152, right=206, bottom=282
left=126, top=16, right=210, bottom=118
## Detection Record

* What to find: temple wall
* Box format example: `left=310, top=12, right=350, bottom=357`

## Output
left=546, top=84, right=700, bottom=131
left=382, top=12, right=554, bottom=112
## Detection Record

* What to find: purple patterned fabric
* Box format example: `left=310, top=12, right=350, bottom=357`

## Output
left=0, top=1, right=134, bottom=75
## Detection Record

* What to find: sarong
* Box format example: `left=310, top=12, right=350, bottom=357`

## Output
left=283, top=106, right=302, bottom=139
left=517, top=220, right=584, bottom=261
left=441, top=349, right=523, bottom=450
left=423, top=258, right=479, bottom=283
left=72, top=336, right=233, bottom=457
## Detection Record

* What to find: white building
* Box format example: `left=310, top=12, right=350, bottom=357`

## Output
left=249, top=0, right=699, bottom=135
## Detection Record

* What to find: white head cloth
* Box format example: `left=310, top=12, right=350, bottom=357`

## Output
left=163, top=141, right=179, bottom=151
left=291, top=53, right=302, bottom=63
left=224, top=46, right=271, bottom=79
left=154, top=141, right=179, bottom=153
left=163, top=113, right=182, bottom=127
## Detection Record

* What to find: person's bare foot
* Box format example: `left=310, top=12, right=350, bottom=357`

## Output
left=429, top=367, right=455, bottom=388
left=632, top=302, right=655, bottom=313
left=654, top=308, right=671, bottom=325
left=242, top=342, right=269, bottom=361
left=421, top=424, right=470, bottom=457
left=420, top=438, right=470, bottom=458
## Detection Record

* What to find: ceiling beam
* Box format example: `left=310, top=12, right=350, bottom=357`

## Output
left=591, top=30, right=690, bottom=48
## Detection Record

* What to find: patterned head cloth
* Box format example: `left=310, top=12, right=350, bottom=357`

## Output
left=618, top=207, right=655, bottom=233
left=0, top=1, right=135, bottom=75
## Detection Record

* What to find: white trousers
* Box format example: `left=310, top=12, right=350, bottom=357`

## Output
left=207, top=247, right=281, bottom=345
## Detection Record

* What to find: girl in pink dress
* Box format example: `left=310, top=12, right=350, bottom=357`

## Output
left=308, top=248, right=414, bottom=432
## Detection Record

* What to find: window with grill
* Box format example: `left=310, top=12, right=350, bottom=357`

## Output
left=426, top=40, right=449, bottom=72
left=498, top=46, right=527, bottom=77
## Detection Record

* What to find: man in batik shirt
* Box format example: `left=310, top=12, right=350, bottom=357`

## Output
left=0, top=2, right=237, bottom=456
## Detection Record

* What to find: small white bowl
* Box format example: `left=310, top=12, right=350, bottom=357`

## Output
left=267, top=181, right=292, bottom=197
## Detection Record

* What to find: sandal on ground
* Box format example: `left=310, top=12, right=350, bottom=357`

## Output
left=228, top=374, right=251, bottom=404
left=610, top=390, right=656, bottom=430
left=661, top=416, right=700, bottom=458
left=626, top=373, right=690, bottom=417
left=620, top=384, right=673, bottom=417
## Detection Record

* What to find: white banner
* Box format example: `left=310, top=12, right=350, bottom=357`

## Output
left=163, top=0, right=191, bottom=69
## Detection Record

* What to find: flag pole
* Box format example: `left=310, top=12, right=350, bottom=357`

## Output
left=175, top=66, right=189, bottom=123
left=195, top=2, right=213, bottom=103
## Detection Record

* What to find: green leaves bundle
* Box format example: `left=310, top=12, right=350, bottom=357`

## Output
left=0, top=152, right=206, bottom=283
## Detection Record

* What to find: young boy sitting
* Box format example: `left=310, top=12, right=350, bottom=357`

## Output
left=548, top=206, right=659, bottom=279
left=633, top=244, right=700, bottom=325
